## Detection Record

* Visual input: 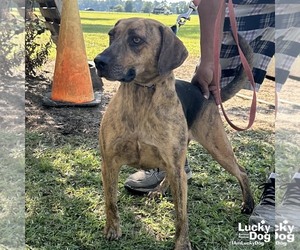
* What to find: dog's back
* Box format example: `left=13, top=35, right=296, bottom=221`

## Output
left=175, top=80, right=205, bottom=128
left=176, top=34, right=253, bottom=128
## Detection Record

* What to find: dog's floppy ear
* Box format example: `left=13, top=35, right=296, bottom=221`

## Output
left=157, top=26, right=188, bottom=75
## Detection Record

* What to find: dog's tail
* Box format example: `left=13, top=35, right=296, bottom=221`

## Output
left=220, top=34, right=253, bottom=102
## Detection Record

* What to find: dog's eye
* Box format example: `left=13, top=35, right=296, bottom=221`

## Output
left=108, top=30, right=115, bottom=43
left=132, top=37, right=143, bottom=45
left=108, top=29, right=115, bottom=36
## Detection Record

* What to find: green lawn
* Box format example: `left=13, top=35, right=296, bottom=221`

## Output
left=25, top=129, right=276, bottom=249
left=81, top=11, right=200, bottom=60
left=24, top=11, right=281, bottom=250
left=1, top=132, right=24, bottom=250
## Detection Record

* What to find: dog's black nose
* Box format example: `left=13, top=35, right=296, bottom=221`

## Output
left=94, top=55, right=109, bottom=70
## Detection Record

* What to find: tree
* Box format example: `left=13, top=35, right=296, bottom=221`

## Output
left=0, top=0, right=10, bottom=20
left=142, top=1, right=153, bottom=14
left=0, top=0, right=24, bottom=77
left=134, top=0, right=143, bottom=12
left=114, top=4, right=124, bottom=12
left=175, top=1, right=189, bottom=14
left=125, top=0, right=133, bottom=13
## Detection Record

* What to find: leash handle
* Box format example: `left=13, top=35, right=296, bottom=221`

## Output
left=214, top=0, right=257, bottom=131
left=175, top=1, right=198, bottom=30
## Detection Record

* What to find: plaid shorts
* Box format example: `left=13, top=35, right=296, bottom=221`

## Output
left=275, top=3, right=300, bottom=91
left=221, top=1, right=275, bottom=89
left=221, top=1, right=300, bottom=90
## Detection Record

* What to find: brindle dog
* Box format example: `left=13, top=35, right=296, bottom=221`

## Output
left=94, top=18, right=255, bottom=250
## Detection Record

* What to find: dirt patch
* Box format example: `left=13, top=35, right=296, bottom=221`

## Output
left=0, top=74, right=25, bottom=134
left=25, top=57, right=275, bottom=141
left=25, top=62, right=105, bottom=140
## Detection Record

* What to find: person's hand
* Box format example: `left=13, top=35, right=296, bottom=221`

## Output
left=191, top=62, right=220, bottom=104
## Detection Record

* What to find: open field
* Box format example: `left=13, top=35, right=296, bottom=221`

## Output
left=81, top=12, right=200, bottom=60
left=23, top=11, right=289, bottom=250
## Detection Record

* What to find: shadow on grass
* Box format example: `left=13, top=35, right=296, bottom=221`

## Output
left=80, top=17, right=114, bottom=22
left=82, top=23, right=113, bottom=34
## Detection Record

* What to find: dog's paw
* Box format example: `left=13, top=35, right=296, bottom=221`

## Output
left=241, top=199, right=255, bottom=215
left=148, top=184, right=169, bottom=199
left=148, top=190, right=164, bottom=199
left=174, top=241, right=192, bottom=250
left=104, top=224, right=122, bottom=240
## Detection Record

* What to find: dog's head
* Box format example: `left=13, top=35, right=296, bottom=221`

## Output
left=94, top=18, right=188, bottom=84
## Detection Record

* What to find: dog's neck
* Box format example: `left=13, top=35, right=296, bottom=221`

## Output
left=124, top=73, right=175, bottom=89
left=132, top=82, right=156, bottom=89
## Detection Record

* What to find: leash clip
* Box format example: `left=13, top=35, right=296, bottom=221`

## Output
left=176, top=1, right=197, bottom=27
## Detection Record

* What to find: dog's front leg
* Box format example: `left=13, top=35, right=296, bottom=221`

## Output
left=168, top=159, right=192, bottom=250
left=102, top=159, right=122, bottom=240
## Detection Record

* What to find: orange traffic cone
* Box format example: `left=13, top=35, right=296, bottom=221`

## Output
left=43, top=0, right=100, bottom=107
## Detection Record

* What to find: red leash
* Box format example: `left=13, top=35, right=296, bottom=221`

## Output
left=214, top=0, right=257, bottom=131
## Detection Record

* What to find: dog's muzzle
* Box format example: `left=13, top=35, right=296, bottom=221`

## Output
left=94, top=54, right=136, bottom=82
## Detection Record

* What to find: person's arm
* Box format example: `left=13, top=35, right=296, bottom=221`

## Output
left=192, top=0, right=225, bottom=100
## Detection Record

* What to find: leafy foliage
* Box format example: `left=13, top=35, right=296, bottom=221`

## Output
left=0, top=17, right=24, bottom=77
left=25, top=17, right=52, bottom=77
left=124, top=0, right=134, bottom=12
left=78, top=0, right=188, bottom=14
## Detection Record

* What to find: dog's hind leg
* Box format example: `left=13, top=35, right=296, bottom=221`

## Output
left=190, top=104, right=255, bottom=214
left=101, top=158, right=122, bottom=240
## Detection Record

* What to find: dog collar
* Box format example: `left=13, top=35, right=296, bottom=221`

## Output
left=133, top=82, right=156, bottom=89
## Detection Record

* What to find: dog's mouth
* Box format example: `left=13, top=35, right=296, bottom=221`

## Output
left=120, top=68, right=136, bottom=82
left=96, top=67, right=136, bottom=83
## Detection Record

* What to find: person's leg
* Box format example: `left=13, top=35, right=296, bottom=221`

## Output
left=222, top=1, right=276, bottom=227
left=276, top=172, right=300, bottom=232
left=221, top=3, right=275, bottom=90
left=249, top=173, right=276, bottom=231
left=275, top=3, right=300, bottom=91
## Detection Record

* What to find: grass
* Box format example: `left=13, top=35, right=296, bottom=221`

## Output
left=82, top=12, right=200, bottom=59
left=25, top=128, right=277, bottom=250
left=0, top=132, right=25, bottom=249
